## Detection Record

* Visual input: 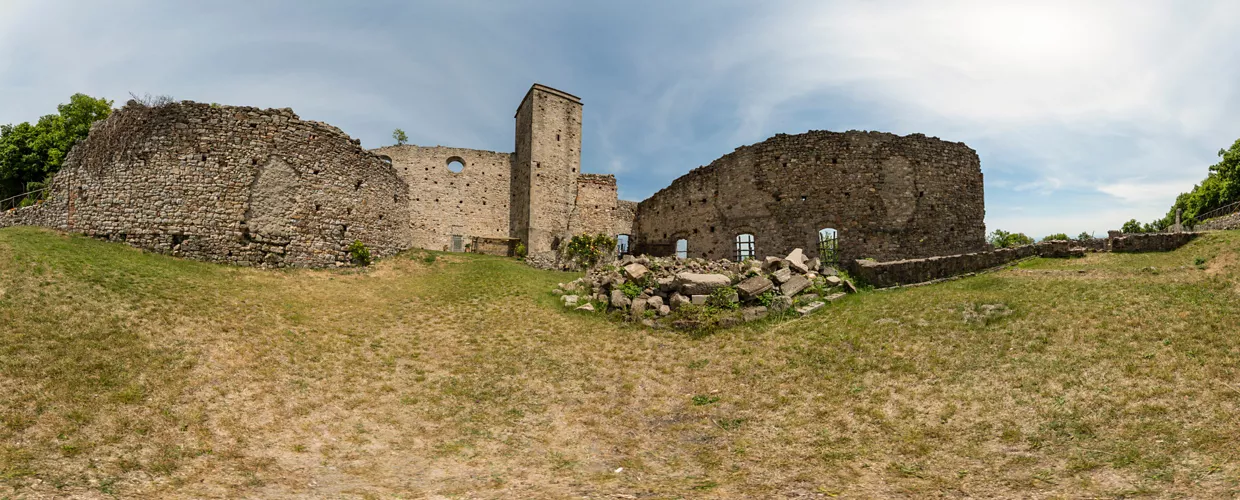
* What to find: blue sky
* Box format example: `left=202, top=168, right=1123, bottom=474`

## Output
left=2, top=0, right=1238, bottom=237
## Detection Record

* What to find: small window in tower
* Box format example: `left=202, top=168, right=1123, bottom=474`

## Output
left=446, top=157, right=465, bottom=173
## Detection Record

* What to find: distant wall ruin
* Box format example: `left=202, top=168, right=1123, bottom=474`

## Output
left=632, top=131, right=987, bottom=263
left=0, top=101, right=410, bottom=267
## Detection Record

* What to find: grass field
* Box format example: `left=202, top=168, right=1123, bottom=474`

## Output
left=2, top=226, right=1240, bottom=498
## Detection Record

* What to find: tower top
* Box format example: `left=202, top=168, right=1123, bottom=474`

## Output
left=515, top=84, right=582, bottom=117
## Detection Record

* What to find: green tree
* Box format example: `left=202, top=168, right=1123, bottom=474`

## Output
left=392, top=128, right=408, bottom=146
left=0, top=93, right=112, bottom=200
left=987, top=229, right=1034, bottom=249
left=1121, top=219, right=1144, bottom=234
left=1154, top=137, right=1240, bottom=228
left=1041, top=233, right=1070, bottom=242
left=1076, top=231, right=1093, bottom=241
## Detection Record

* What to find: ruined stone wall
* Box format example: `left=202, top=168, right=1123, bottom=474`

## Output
left=513, top=85, right=583, bottom=259
left=5, top=101, right=410, bottom=267
left=850, top=241, right=1067, bottom=288
left=568, top=174, right=636, bottom=238
left=1110, top=232, right=1199, bottom=253
left=633, top=131, right=986, bottom=263
left=372, top=145, right=512, bottom=251
left=1197, top=212, right=1240, bottom=231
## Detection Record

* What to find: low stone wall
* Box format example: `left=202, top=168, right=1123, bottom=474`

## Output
left=1109, top=232, right=1199, bottom=253
left=1197, top=212, right=1240, bottom=231
left=852, top=232, right=1202, bottom=288
left=471, top=236, right=517, bottom=256
left=849, top=241, right=1069, bottom=288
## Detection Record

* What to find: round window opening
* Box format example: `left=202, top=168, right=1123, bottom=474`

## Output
left=446, top=157, right=465, bottom=173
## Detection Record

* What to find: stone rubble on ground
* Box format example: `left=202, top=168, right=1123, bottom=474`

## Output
left=554, top=248, right=858, bottom=328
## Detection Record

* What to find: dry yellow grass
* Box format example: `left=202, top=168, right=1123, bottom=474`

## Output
left=2, top=226, right=1240, bottom=498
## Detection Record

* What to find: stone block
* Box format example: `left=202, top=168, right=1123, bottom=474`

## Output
left=742, top=306, right=768, bottom=322
left=771, top=267, right=793, bottom=284
left=690, top=294, right=709, bottom=306
left=736, top=275, right=774, bottom=299
left=609, top=289, right=631, bottom=309
left=785, top=248, right=809, bottom=273
left=780, top=275, right=810, bottom=296
left=623, top=263, right=649, bottom=280
left=675, top=272, right=731, bottom=295
left=796, top=301, right=825, bottom=316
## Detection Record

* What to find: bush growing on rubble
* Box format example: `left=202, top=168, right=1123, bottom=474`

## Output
left=347, top=240, right=372, bottom=266
left=565, top=233, right=616, bottom=269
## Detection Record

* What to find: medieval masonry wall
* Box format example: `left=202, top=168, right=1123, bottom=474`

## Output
left=0, top=100, right=410, bottom=267
left=0, top=83, right=990, bottom=270
left=370, top=145, right=513, bottom=251
left=632, top=131, right=987, bottom=263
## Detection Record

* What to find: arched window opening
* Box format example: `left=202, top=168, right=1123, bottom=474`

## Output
left=818, top=228, right=839, bottom=264
left=675, top=238, right=688, bottom=259
left=735, top=233, right=755, bottom=261
left=377, top=155, right=393, bottom=166
left=617, top=234, right=631, bottom=257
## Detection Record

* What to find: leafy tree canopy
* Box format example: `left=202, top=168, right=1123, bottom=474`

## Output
left=1041, top=233, right=1070, bottom=242
left=987, top=229, right=1034, bottom=249
left=1143, top=137, right=1240, bottom=229
left=0, top=93, right=112, bottom=200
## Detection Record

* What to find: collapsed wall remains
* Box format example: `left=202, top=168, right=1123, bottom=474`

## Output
left=0, top=101, right=410, bottom=267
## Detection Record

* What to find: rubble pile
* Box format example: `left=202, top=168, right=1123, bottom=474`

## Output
left=552, top=248, right=858, bottom=329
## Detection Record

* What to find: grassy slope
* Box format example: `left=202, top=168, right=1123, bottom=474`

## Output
left=2, top=226, right=1239, bottom=498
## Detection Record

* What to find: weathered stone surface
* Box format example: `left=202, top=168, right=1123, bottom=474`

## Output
left=610, top=289, right=631, bottom=309
left=576, top=303, right=595, bottom=312
left=771, top=267, right=793, bottom=284
left=821, top=266, right=839, bottom=277
left=780, top=275, right=811, bottom=296
left=690, top=294, right=709, bottom=306
left=670, top=292, right=690, bottom=309
left=742, top=306, right=768, bottom=322
left=646, top=295, right=664, bottom=309
left=825, top=275, right=842, bottom=285
left=675, top=272, right=731, bottom=295
left=770, top=295, right=793, bottom=313
left=631, top=298, right=648, bottom=318
left=623, top=263, right=649, bottom=280
left=658, top=305, right=671, bottom=316
left=561, top=295, right=579, bottom=307
left=786, top=248, right=809, bottom=273
left=807, top=257, right=821, bottom=272
left=763, top=256, right=785, bottom=270
left=796, top=301, right=825, bottom=316
left=628, top=130, right=987, bottom=263
left=826, top=292, right=847, bottom=302
left=736, top=275, right=774, bottom=299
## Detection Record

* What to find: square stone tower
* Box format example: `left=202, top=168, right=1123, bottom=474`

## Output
left=510, top=84, right=583, bottom=258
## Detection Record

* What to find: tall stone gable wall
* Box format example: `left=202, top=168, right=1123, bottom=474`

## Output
left=371, top=145, right=513, bottom=251
left=1, top=101, right=410, bottom=267
left=632, top=131, right=986, bottom=262
left=513, top=85, right=584, bottom=259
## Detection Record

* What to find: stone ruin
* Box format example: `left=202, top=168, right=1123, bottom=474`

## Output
left=554, top=247, right=859, bottom=330
left=1, top=83, right=989, bottom=270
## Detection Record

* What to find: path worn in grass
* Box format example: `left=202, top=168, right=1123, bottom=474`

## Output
left=2, top=226, right=1239, bottom=498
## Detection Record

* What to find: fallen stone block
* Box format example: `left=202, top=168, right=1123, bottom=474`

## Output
left=576, top=303, right=595, bottom=312
left=675, top=272, right=731, bottom=295
left=690, top=294, right=709, bottom=306
left=562, top=295, right=579, bottom=307
left=610, top=289, right=631, bottom=309
left=786, top=248, right=809, bottom=273
left=736, top=275, right=773, bottom=299
left=771, top=267, right=792, bottom=284
left=796, top=301, right=825, bottom=316
left=826, top=292, right=846, bottom=302
left=780, top=275, right=811, bottom=296
left=623, top=263, right=649, bottom=280
left=742, top=306, right=768, bottom=321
